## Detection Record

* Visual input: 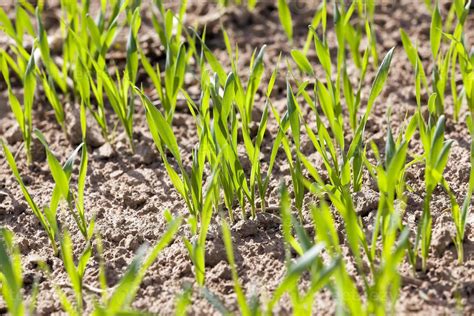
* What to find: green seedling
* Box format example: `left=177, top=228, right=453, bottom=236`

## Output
left=304, top=11, right=393, bottom=198
left=303, top=0, right=327, bottom=55
left=140, top=41, right=188, bottom=122
left=266, top=185, right=340, bottom=315
left=310, top=201, right=364, bottom=315
left=455, top=27, right=473, bottom=263
left=93, top=216, right=182, bottom=315
left=331, top=2, right=377, bottom=71
left=0, top=0, right=472, bottom=313
left=143, top=0, right=198, bottom=123
left=34, top=130, right=94, bottom=241
left=277, top=0, right=293, bottom=43
left=266, top=241, right=337, bottom=315
left=209, top=43, right=272, bottom=216
left=369, top=218, right=410, bottom=314
left=0, top=229, right=26, bottom=316
left=182, top=70, right=246, bottom=221
left=58, top=232, right=92, bottom=314
left=152, top=0, right=188, bottom=50
left=209, top=73, right=252, bottom=220
left=0, top=228, right=40, bottom=315
left=457, top=125, right=473, bottom=264
left=291, top=49, right=314, bottom=76
left=40, top=72, right=66, bottom=134
left=139, top=84, right=227, bottom=285
left=307, top=173, right=409, bottom=315
left=2, top=141, right=59, bottom=254
left=447, top=1, right=472, bottom=122
left=220, top=217, right=252, bottom=316
left=221, top=40, right=277, bottom=215
left=1, top=49, right=36, bottom=164
left=39, top=259, right=84, bottom=316
left=72, top=48, right=109, bottom=139
left=0, top=5, right=34, bottom=76
left=66, top=1, right=128, bottom=140
left=294, top=41, right=394, bottom=194
left=61, top=0, right=126, bottom=72
left=125, top=5, right=142, bottom=127
left=276, top=80, right=305, bottom=216
left=440, top=29, right=473, bottom=263
left=190, top=35, right=280, bottom=216
left=94, top=234, right=108, bottom=305
left=36, top=7, right=67, bottom=93
left=92, top=62, right=135, bottom=151
left=137, top=87, right=205, bottom=217
left=202, top=34, right=266, bottom=131
left=2, top=8, right=64, bottom=136
left=125, top=7, right=141, bottom=99
left=183, top=164, right=221, bottom=286
left=364, top=121, right=416, bottom=313
left=368, top=120, right=416, bottom=260
left=251, top=57, right=282, bottom=213
left=399, top=28, right=429, bottom=92
left=175, top=284, right=192, bottom=316
left=85, top=0, right=126, bottom=60
left=0, top=5, right=34, bottom=50
left=36, top=217, right=181, bottom=316
left=340, top=2, right=363, bottom=69
left=402, top=0, right=469, bottom=120
left=416, top=112, right=453, bottom=271
left=430, top=1, right=442, bottom=62
left=35, top=6, right=74, bottom=133
left=356, top=0, right=375, bottom=22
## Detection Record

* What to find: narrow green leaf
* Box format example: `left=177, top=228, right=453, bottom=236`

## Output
left=430, top=2, right=442, bottom=60
left=277, top=0, right=293, bottom=42
left=367, top=47, right=395, bottom=113
left=291, top=49, right=314, bottom=75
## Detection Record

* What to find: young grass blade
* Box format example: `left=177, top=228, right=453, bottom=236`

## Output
left=347, top=47, right=396, bottom=164
left=1, top=53, right=24, bottom=141
left=1, top=141, right=58, bottom=254
left=104, top=217, right=182, bottom=313
left=400, top=28, right=428, bottom=90
left=310, top=201, right=363, bottom=314
left=41, top=73, right=65, bottom=132
left=303, top=2, right=325, bottom=55
left=34, top=130, right=70, bottom=200
left=221, top=218, right=250, bottom=316
left=23, top=49, right=36, bottom=165
left=0, top=229, right=25, bottom=316
left=416, top=114, right=453, bottom=270
left=277, top=0, right=293, bottom=42
left=280, top=184, right=303, bottom=257
left=59, top=232, right=92, bottom=312
left=366, top=47, right=395, bottom=115
left=126, top=8, right=141, bottom=85
left=430, top=1, right=442, bottom=61
left=138, top=89, right=181, bottom=163
left=291, top=49, right=314, bottom=76
left=36, top=7, right=66, bottom=93
left=312, top=32, right=331, bottom=77
left=245, top=45, right=266, bottom=124
left=77, top=141, right=90, bottom=239
left=175, top=285, right=192, bottom=316
left=35, top=130, right=92, bottom=239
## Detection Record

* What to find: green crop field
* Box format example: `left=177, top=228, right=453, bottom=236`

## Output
left=0, top=0, right=473, bottom=315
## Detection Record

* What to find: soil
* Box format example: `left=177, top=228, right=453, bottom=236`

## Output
left=0, top=0, right=474, bottom=315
